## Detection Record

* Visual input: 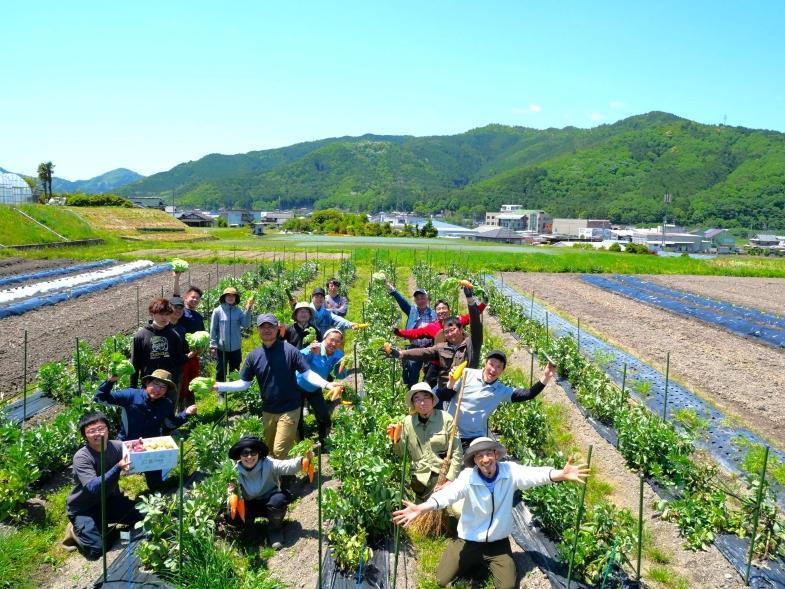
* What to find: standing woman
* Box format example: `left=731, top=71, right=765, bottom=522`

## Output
left=324, top=278, right=348, bottom=317
left=209, top=287, right=254, bottom=381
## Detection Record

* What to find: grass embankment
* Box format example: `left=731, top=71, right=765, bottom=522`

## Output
left=0, top=205, right=66, bottom=245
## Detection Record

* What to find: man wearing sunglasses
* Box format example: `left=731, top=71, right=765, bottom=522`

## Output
left=63, top=411, right=141, bottom=558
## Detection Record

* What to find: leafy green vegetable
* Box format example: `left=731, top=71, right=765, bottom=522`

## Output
left=302, top=327, right=317, bottom=345
left=170, top=258, right=189, bottom=273
left=189, top=377, right=215, bottom=396
left=371, top=272, right=386, bottom=282
left=441, top=277, right=459, bottom=291
left=185, top=330, right=210, bottom=350
left=108, top=352, right=135, bottom=377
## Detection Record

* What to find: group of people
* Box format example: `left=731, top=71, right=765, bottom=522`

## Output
left=62, top=271, right=586, bottom=588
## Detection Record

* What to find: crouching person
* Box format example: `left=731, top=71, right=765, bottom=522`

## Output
left=225, top=436, right=313, bottom=550
left=94, top=369, right=196, bottom=490
left=63, top=412, right=141, bottom=558
left=392, top=382, right=463, bottom=503
left=393, top=437, right=588, bottom=589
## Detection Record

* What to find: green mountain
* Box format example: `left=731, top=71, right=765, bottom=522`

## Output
left=52, top=168, right=144, bottom=194
left=118, top=113, right=785, bottom=229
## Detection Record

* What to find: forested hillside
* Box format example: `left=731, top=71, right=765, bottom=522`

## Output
left=118, top=112, right=785, bottom=229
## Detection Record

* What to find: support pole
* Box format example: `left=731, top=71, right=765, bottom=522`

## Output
left=392, top=439, right=409, bottom=589
left=179, top=438, right=185, bottom=578
left=22, top=330, right=28, bottom=425
left=745, top=445, right=769, bottom=585
left=663, top=351, right=670, bottom=420
left=529, top=348, right=535, bottom=388
left=577, top=318, right=581, bottom=355
left=75, top=337, right=82, bottom=396
left=530, top=289, right=535, bottom=319
left=636, top=473, right=644, bottom=580
left=545, top=311, right=550, bottom=345
left=566, top=445, right=593, bottom=588
left=353, top=343, right=359, bottom=393
left=100, top=437, right=107, bottom=583
left=318, top=442, right=323, bottom=588
left=136, top=284, right=140, bottom=327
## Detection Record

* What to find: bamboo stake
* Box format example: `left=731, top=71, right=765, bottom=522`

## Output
left=566, top=445, right=593, bottom=588
left=636, top=473, right=644, bottom=580
left=745, top=445, right=769, bottom=585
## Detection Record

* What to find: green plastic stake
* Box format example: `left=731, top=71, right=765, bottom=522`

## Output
left=745, top=445, right=769, bottom=585
left=566, top=444, right=593, bottom=588
left=179, top=438, right=185, bottom=577
left=224, top=390, right=229, bottom=428
left=529, top=348, right=535, bottom=388
left=100, top=437, right=107, bottom=583
left=577, top=318, right=581, bottom=355
left=75, top=337, right=82, bottom=396
left=663, top=352, right=670, bottom=420
left=600, top=537, right=620, bottom=589
left=621, top=363, right=627, bottom=394
left=636, top=473, right=644, bottom=580
left=530, top=289, right=535, bottom=319
left=353, top=343, right=359, bottom=393
left=22, top=330, right=27, bottom=426
left=136, top=284, right=140, bottom=326
left=318, top=442, right=323, bottom=588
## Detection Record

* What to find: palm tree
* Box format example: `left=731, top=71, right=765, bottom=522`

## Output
left=37, top=161, right=54, bottom=198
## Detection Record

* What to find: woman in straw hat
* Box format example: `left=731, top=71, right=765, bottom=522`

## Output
left=209, top=286, right=254, bottom=381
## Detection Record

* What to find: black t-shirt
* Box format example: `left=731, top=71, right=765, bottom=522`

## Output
left=178, top=308, right=205, bottom=334
left=240, top=340, right=310, bottom=413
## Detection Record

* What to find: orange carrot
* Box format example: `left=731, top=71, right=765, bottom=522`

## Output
left=302, top=456, right=311, bottom=474
left=393, top=423, right=402, bottom=444
left=228, top=494, right=238, bottom=520
left=278, top=325, right=286, bottom=338
left=386, top=424, right=396, bottom=442
left=459, top=279, right=474, bottom=289
left=236, top=498, right=246, bottom=522
left=308, top=462, right=315, bottom=483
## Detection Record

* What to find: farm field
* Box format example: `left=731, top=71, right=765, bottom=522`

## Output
left=0, top=260, right=256, bottom=398
left=501, top=272, right=785, bottom=450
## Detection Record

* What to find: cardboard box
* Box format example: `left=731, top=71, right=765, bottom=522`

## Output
left=123, top=435, right=179, bottom=474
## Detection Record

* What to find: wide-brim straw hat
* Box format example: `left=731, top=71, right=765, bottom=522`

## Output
left=219, top=287, right=240, bottom=304
left=141, top=369, right=177, bottom=394
left=228, top=435, right=269, bottom=460
left=463, top=436, right=507, bottom=467
left=291, top=301, right=315, bottom=321
left=406, top=382, right=438, bottom=408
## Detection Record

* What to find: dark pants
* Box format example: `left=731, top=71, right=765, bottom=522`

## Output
left=226, top=490, right=290, bottom=530
left=69, top=495, right=141, bottom=558
left=402, top=347, right=426, bottom=387
left=216, top=349, right=242, bottom=382
left=437, top=538, right=516, bottom=589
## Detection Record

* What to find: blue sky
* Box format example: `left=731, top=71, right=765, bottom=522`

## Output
left=2, top=1, right=783, bottom=180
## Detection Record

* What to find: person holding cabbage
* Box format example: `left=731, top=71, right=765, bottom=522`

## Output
left=172, top=266, right=208, bottom=408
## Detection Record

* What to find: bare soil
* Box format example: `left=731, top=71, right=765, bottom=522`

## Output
left=645, top=274, right=785, bottom=317
left=485, top=315, right=746, bottom=589
left=0, top=257, right=72, bottom=278
left=0, top=263, right=256, bottom=397
left=502, top=272, right=785, bottom=449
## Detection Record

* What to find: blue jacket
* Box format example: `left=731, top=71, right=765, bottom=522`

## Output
left=209, top=303, right=253, bottom=352
left=311, top=304, right=353, bottom=335
left=94, top=380, right=188, bottom=440
left=296, top=343, right=348, bottom=392
left=390, top=289, right=437, bottom=347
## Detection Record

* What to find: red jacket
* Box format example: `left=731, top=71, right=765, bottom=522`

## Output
left=395, top=302, right=486, bottom=342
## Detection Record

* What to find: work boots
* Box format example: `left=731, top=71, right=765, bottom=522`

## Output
left=266, top=507, right=287, bottom=550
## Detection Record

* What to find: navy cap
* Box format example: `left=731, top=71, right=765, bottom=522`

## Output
left=256, top=313, right=279, bottom=326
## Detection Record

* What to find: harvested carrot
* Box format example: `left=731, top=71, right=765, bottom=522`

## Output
left=383, top=342, right=392, bottom=355
left=228, top=494, right=238, bottom=519
left=459, top=279, right=474, bottom=289
left=393, top=423, right=402, bottom=444
left=354, top=323, right=370, bottom=329
left=386, top=424, right=396, bottom=442
left=302, top=456, right=311, bottom=474
left=308, top=462, right=315, bottom=483
left=278, top=325, right=286, bottom=338
left=236, top=498, right=246, bottom=522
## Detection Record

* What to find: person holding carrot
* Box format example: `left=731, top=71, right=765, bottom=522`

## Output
left=226, top=436, right=313, bottom=550
left=393, top=437, right=589, bottom=589
left=437, top=349, right=556, bottom=450
left=209, top=287, right=254, bottom=381
left=391, top=382, right=463, bottom=502
left=385, top=281, right=437, bottom=386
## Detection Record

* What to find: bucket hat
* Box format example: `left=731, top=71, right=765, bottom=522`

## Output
left=406, top=382, right=438, bottom=408
left=291, top=301, right=315, bottom=321
left=463, top=436, right=507, bottom=467
left=219, top=287, right=240, bottom=304
left=228, top=435, right=269, bottom=460
left=141, top=369, right=177, bottom=393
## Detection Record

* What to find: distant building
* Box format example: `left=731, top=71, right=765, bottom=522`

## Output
left=748, top=234, right=782, bottom=248
left=175, top=210, right=215, bottom=227
left=260, top=211, right=295, bottom=227
left=469, top=226, right=525, bottom=244
left=485, top=207, right=551, bottom=233
left=631, top=227, right=708, bottom=253
left=129, top=196, right=167, bottom=209
left=0, top=172, right=34, bottom=205
left=703, top=228, right=736, bottom=253
left=553, top=218, right=612, bottom=237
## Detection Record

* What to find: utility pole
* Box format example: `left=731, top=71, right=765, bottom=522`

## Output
left=661, top=193, right=672, bottom=251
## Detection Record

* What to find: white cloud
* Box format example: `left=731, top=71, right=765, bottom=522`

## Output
left=590, top=112, right=604, bottom=121
left=512, top=103, right=542, bottom=114
left=608, top=100, right=625, bottom=109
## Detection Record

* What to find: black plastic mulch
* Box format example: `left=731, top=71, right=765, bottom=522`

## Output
left=92, top=538, right=170, bottom=589
left=319, top=538, right=393, bottom=588
left=1, top=389, right=56, bottom=423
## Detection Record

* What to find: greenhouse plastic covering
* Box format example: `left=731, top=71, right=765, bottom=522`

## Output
left=488, top=276, right=785, bottom=512
left=0, top=263, right=170, bottom=319
left=0, top=260, right=154, bottom=304
left=581, top=274, right=785, bottom=349
left=0, top=259, right=114, bottom=287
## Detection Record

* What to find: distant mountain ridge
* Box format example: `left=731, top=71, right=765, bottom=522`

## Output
left=0, top=166, right=143, bottom=194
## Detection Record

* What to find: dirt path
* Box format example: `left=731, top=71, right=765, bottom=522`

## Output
left=501, top=272, right=785, bottom=450
left=0, top=263, right=256, bottom=397
left=485, top=314, right=745, bottom=589
left=645, top=274, right=785, bottom=317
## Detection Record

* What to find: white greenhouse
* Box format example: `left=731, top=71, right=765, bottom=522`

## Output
left=0, top=172, right=34, bottom=205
